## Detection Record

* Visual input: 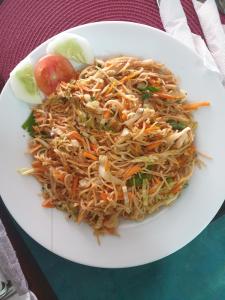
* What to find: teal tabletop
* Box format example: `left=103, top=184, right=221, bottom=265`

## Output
left=17, top=215, right=225, bottom=300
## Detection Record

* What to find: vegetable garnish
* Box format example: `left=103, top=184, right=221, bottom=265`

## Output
left=22, top=111, right=36, bottom=137
left=138, top=86, right=160, bottom=92
left=34, top=54, right=76, bottom=95
left=127, top=165, right=152, bottom=187
left=146, top=141, right=162, bottom=151
left=138, top=85, right=160, bottom=100
left=11, top=33, right=94, bottom=103
left=127, top=172, right=152, bottom=187
left=142, top=93, right=151, bottom=100
left=68, top=131, right=84, bottom=143
left=83, top=151, right=98, bottom=161
left=166, top=177, right=174, bottom=185
left=154, top=93, right=183, bottom=100
left=167, top=120, right=186, bottom=131
left=182, top=101, right=210, bottom=111
left=123, top=165, right=142, bottom=180
left=46, top=33, right=94, bottom=65
left=42, top=198, right=55, bottom=208
left=10, top=58, right=43, bottom=104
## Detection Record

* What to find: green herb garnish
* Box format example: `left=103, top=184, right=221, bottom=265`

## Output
left=138, top=85, right=160, bottom=92
left=22, top=111, right=36, bottom=137
left=127, top=172, right=152, bottom=187
left=142, top=93, right=151, bottom=100
left=167, top=120, right=186, bottom=131
left=166, top=177, right=173, bottom=184
left=138, top=86, right=160, bottom=101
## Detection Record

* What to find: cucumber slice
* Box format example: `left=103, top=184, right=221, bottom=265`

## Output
left=46, top=33, right=94, bottom=65
left=10, top=58, right=43, bottom=104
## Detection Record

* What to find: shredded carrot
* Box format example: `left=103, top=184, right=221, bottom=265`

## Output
left=91, top=131, right=107, bottom=138
left=182, top=101, right=210, bottom=111
left=35, top=117, right=45, bottom=123
left=120, top=73, right=137, bottom=84
left=68, top=131, right=84, bottom=143
left=95, top=81, right=104, bottom=89
left=32, top=161, right=42, bottom=168
left=117, top=190, right=133, bottom=200
left=153, top=177, right=161, bottom=184
left=103, top=110, right=111, bottom=119
left=144, top=125, right=159, bottom=135
left=42, top=198, right=55, bottom=208
left=106, top=82, right=116, bottom=94
left=128, top=191, right=133, bottom=199
left=121, top=113, right=128, bottom=121
left=79, top=85, right=92, bottom=92
left=117, top=191, right=124, bottom=200
left=72, top=177, right=79, bottom=194
left=170, top=182, right=182, bottom=194
left=177, top=155, right=187, bottom=165
left=124, top=99, right=131, bottom=109
left=90, top=143, right=98, bottom=152
left=29, top=144, right=42, bottom=154
left=155, top=93, right=183, bottom=100
left=99, top=192, right=108, bottom=200
left=149, top=178, right=161, bottom=194
left=186, top=144, right=196, bottom=155
left=119, top=111, right=128, bottom=122
left=123, top=165, right=142, bottom=179
left=53, top=170, right=66, bottom=182
left=110, top=119, right=118, bottom=130
left=83, top=151, right=98, bottom=161
left=197, top=151, right=212, bottom=159
left=131, top=144, right=142, bottom=155
left=148, top=78, right=161, bottom=86
left=33, top=112, right=42, bottom=118
left=120, top=76, right=128, bottom=84
left=146, top=140, right=162, bottom=151
left=33, top=167, right=46, bottom=173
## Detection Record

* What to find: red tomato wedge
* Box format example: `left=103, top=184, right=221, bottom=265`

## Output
left=34, top=54, right=76, bottom=95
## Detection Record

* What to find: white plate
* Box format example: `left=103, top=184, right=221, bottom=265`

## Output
left=1, top=21, right=225, bottom=268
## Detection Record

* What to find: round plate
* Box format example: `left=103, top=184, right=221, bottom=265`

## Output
left=1, top=21, right=225, bottom=268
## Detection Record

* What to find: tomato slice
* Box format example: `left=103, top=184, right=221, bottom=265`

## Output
left=34, top=54, right=76, bottom=95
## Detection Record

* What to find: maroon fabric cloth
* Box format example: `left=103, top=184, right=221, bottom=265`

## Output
left=0, top=0, right=225, bottom=90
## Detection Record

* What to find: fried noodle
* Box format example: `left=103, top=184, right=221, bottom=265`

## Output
left=22, top=57, right=210, bottom=236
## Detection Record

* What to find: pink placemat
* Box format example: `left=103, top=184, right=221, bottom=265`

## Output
left=0, top=0, right=225, bottom=90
